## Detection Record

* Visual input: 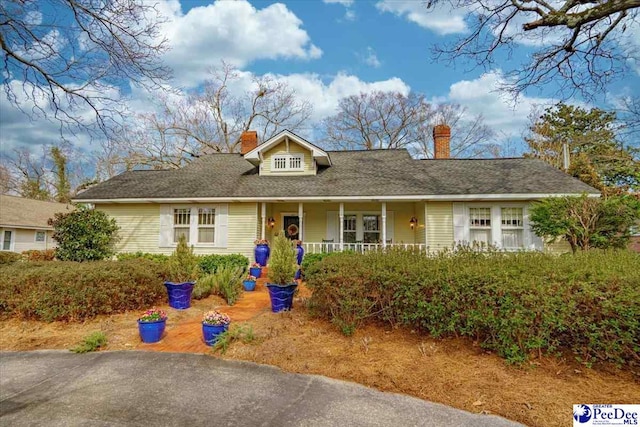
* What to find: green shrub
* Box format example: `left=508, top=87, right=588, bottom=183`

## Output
left=268, top=233, right=297, bottom=285
left=0, top=259, right=169, bottom=321
left=193, top=275, right=215, bottom=300
left=200, top=265, right=245, bottom=305
left=306, top=249, right=640, bottom=366
left=117, top=252, right=169, bottom=263
left=70, top=331, right=108, bottom=353
left=49, top=206, right=120, bottom=261
left=212, top=324, right=255, bottom=354
left=166, top=235, right=199, bottom=282
left=21, top=249, right=56, bottom=261
left=198, top=254, right=249, bottom=276
left=0, top=251, right=21, bottom=265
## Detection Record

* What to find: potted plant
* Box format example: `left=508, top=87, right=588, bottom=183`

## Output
left=164, top=235, right=200, bottom=310
left=249, top=262, right=262, bottom=278
left=266, top=232, right=299, bottom=312
left=243, top=274, right=257, bottom=291
left=202, top=310, right=230, bottom=346
left=254, top=239, right=270, bottom=267
left=137, top=308, right=167, bottom=343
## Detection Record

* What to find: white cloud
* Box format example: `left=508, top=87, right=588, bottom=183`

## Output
left=322, top=0, right=353, bottom=5
left=158, top=0, right=322, bottom=87
left=375, top=0, right=467, bottom=35
left=445, top=70, right=555, bottom=138
left=359, top=47, right=381, bottom=68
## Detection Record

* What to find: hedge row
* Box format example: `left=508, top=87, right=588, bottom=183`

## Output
left=0, top=260, right=169, bottom=322
left=117, top=252, right=249, bottom=276
left=305, top=249, right=640, bottom=366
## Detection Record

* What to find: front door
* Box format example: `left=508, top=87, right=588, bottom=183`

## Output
left=283, top=216, right=299, bottom=240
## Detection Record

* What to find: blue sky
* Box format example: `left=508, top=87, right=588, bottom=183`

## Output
left=1, top=0, right=638, bottom=155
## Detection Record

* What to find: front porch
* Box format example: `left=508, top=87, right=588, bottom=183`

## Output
left=257, top=200, right=446, bottom=254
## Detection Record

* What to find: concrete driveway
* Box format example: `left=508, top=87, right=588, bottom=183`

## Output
left=1, top=351, right=523, bottom=426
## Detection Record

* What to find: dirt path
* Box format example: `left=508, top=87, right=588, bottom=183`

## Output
left=1, top=288, right=638, bottom=427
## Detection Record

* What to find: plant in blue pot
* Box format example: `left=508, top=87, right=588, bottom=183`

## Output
left=164, top=235, right=200, bottom=310
left=249, top=262, right=262, bottom=278
left=243, top=274, right=257, bottom=291
left=266, top=232, right=298, bottom=312
left=254, top=239, right=270, bottom=267
left=202, top=310, right=230, bottom=346
left=137, top=308, right=167, bottom=343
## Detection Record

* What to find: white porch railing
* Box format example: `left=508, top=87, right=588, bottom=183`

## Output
left=302, top=242, right=428, bottom=254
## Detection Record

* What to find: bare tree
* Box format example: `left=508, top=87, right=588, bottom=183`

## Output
left=428, top=0, right=640, bottom=99
left=8, top=146, right=51, bottom=200
left=0, top=0, right=171, bottom=136
left=319, top=91, right=494, bottom=157
left=320, top=91, right=433, bottom=150
left=108, top=63, right=312, bottom=169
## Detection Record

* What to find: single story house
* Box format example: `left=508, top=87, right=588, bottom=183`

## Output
left=73, top=127, right=599, bottom=259
left=0, top=195, right=72, bottom=252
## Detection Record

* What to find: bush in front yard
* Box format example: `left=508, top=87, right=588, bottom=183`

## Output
left=305, top=249, right=640, bottom=366
left=116, top=252, right=169, bottom=263
left=0, top=251, right=21, bottom=265
left=0, top=259, right=169, bottom=321
left=198, top=254, right=249, bottom=276
left=21, top=249, right=56, bottom=261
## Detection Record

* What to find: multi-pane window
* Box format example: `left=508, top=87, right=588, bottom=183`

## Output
left=173, top=208, right=191, bottom=243
left=469, top=207, right=491, bottom=245
left=2, top=231, right=12, bottom=251
left=198, top=208, right=215, bottom=243
left=362, top=215, right=380, bottom=243
left=501, top=207, right=524, bottom=249
left=35, top=231, right=45, bottom=242
left=343, top=215, right=356, bottom=243
left=273, top=154, right=303, bottom=171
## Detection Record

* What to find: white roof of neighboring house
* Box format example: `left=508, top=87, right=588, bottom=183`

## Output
left=0, top=195, right=73, bottom=230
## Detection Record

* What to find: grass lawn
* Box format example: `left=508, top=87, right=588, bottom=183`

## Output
left=1, top=290, right=638, bottom=427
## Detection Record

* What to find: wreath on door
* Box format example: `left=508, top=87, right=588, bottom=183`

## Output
left=287, top=224, right=299, bottom=236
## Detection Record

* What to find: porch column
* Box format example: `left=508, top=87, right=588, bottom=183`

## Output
left=298, top=202, right=304, bottom=241
left=381, top=202, right=387, bottom=248
left=261, top=202, right=266, bottom=240
left=424, top=202, right=429, bottom=250
left=339, top=202, right=344, bottom=250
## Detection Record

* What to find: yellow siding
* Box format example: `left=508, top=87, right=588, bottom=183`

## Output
left=426, top=202, right=454, bottom=250
left=414, top=202, right=426, bottom=245
left=261, top=140, right=315, bottom=176
left=98, top=204, right=161, bottom=253
left=98, top=203, right=259, bottom=260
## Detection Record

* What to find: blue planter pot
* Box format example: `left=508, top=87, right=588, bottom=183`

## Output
left=164, top=282, right=195, bottom=310
left=296, top=244, right=305, bottom=265
left=254, top=244, right=270, bottom=267
left=294, top=269, right=302, bottom=280
left=202, top=323, right=229, bottom=346
left=266, top=283, right=298, bottom=313
left=243, top=280, right=256, bottom=291
left=138, top=319, right=166, bottom=343
left=249, top=267, right=262, bottom=278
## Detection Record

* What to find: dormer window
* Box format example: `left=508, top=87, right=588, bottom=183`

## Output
left=272, top=154, right=304, bottom=171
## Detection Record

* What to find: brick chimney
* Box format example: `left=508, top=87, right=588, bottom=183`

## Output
left=240, top=131, right=258, bottom=154
left=433, top=124, right=451, bottom=159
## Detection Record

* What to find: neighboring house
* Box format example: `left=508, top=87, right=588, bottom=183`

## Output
left=73, top=127, right=599, bottom=260
left=0, top=195, right=72, bottom=252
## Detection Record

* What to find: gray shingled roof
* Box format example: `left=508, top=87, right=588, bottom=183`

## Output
left=74, top=149, right=599, bottom=200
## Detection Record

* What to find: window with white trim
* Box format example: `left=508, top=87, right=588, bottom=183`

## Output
left=343, top=215, right=356, bottom=243
left=501, top=207, right=524, bottom=249
left=469, top=207, right=491, bottom=246
left=35, top=231, right=46, bottom=242
left=362, top=215, right=380, bottom=243
left=173, top=208, right=191, bottom=243
left=2, top=230, right=12, bottom=251
left=272, top=154, right=304, bottom=171
left=197, top=208, right=215, bottom=243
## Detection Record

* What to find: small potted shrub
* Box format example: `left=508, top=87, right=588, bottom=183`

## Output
left=202, top=310, right=230, bottom=346
left=249, top=262, right=262, bottom=278
left=243, top=274, right=257, bottom=291
left=254, top=239, right=270, bottom=267
left=137, top=308, right=167, bottom=343
left=266, top=233, right=298, bottom=312
left=164, top=235, right=200, bottom=309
